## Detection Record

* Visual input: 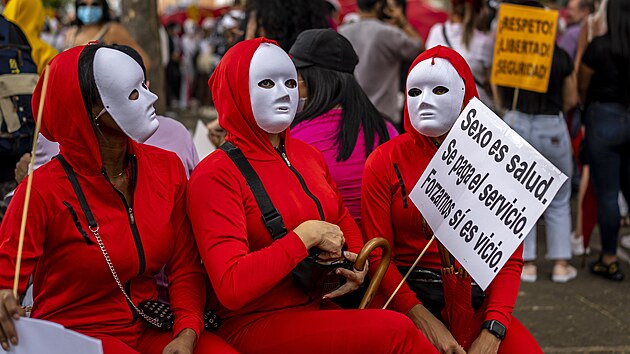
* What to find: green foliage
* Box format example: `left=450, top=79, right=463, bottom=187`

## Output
left=43, top=0, right=73, bottom=10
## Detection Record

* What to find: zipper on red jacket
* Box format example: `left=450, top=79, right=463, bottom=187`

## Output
left=276, top=145, right=325, bottom=220
left=393, top=163, right=408, bottom=208
left=102, top=155, right=146, bottom=277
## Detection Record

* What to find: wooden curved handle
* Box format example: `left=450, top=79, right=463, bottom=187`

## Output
left=355, top=237, right=391, bottom=310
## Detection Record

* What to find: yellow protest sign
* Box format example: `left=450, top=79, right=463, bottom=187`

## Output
left=491, top=4, right=558, bottom=93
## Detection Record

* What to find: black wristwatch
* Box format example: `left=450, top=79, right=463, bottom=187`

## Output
left=482, top=320, right=506, bottom=340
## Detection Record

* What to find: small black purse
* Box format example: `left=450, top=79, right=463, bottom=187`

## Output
left=139, top=300, right=175, bottom=331
left=139, top=300, right=222, bottom=332
left=292, top=249, right=354, bottom=296
left=398, top=266, right=485, bottom=319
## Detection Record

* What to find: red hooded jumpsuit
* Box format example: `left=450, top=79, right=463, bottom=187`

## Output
left=0, top=46, right=235, bottom=353
left=187, top=38, right=437, bottom=353
left=361, top=46, right=542, bottom=353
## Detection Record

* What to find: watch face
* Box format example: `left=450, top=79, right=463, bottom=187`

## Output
left=485, top=320, right=506, bottom=339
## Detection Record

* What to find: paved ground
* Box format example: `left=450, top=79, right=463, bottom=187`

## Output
left=170, top=108, right=630, bottom=353
left=515, top=225, right=630, bottom=354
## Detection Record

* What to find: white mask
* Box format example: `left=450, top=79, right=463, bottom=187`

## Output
left=93, top=48, right=159, bottom=143
left=406, top=57, right=465, bottom=137
left=249, top=43, right=298, bottom=134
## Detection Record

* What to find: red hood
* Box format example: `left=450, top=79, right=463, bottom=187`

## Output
left=33, top=45, right=118, bottom=176
left=403, top=45, right=479, bottom=143
left=208, top=37, right=291, bottom=161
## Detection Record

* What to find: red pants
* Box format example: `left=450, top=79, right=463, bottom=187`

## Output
left=497, top=317, right=542, bottom=354
left=221, top=308, right=437, bottom=354
left=97, top=327, right=237, bottom=354
left=370, top=294, right=541, bottom=353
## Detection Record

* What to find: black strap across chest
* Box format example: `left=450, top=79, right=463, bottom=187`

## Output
left=219, top=142, right=288, bottom=240
left=55, top=154, right=98, bottom=230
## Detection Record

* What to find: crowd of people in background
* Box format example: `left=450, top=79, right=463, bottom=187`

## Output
left=0, top=0, right=629, bottom=352
left=153, top=0, right=628, bottom=284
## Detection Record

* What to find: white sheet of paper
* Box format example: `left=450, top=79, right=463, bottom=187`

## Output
left=193, top=119, right=216, bottom=160
left=409, top=98, right=567, bottom=290
left=0, top=317, right=102, bottom=354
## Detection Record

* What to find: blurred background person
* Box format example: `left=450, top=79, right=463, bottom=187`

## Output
left=570, top=0, right=603, bottom=257
left=193, top=17, right=220, bottom=118
left=244, top=0, right=330, bottom=51
left=40, top=16, right=66, bottom=52
left=164, top=22, right=183, bottom=110
left=497, top=0, right=578, bottom=284
left=325, top=0, right=342, bottom=29
left=576, top=0, right=607, bottom=65
left=178, top=18, right=200, bottom=110
left=558, top=0, right=595, bottom=61
left=64, top=0, right=151, bottom=74
left=214, top=7, right=245, bottom=57
left=425, top=0, right=496, bottom=110
left=339, top=0, right=423, bottom=128
left=0, top=2, right=41, bottom=223
left=3, top=0, right=57, bottom=73
left=578, top=0, right=630, bottom=281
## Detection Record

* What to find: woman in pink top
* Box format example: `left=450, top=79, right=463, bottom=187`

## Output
left=290, top=29, right=398, bottom=227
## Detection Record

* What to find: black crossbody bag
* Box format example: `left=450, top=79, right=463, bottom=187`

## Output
left=55, top=154, right=220, bottom=331
left=219, top=142, right=353, bottom=296
left=398, top=266, right=485, bottom=319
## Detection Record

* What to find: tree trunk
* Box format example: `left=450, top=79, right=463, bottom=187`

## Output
left=120, top=0, right=166, bottom=114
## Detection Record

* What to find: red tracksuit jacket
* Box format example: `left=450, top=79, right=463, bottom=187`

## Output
left=361, top=46, right=524, bottom=330
left=187, top=38, right=364, bottom=336
left=0, top=46, right=205, bottom=342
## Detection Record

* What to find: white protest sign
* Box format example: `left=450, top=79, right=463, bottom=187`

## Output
left=0, top=317, right=103, bottom=354
left=193, top=119, right=216, bottom=160
left=409, top=98, right=567, bottom=290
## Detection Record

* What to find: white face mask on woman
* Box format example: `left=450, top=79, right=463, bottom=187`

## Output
left=93, top=48, right=159, bottom=143
left=406, top=57, right=465, bottom=137
left=248, top=43, right=299, bottom=134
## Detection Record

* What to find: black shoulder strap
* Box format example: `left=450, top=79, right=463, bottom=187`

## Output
left=441, top=24, right=453, bottom=49
left=441, top=24, right=485, bottom=89
left=55, top=155, right=98, bottom=230
left=219, top=142, right=287, bottom=239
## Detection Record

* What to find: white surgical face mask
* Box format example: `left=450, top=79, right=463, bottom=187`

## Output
left=93, top=48, right=159, bottom=143
left=406, top=57, right=465, bottom=137
left=249, top=43, right=298, bottom=134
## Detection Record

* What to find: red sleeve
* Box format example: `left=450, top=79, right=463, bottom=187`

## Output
left=483, top=243, right=523, bottom=330
left=165, top=162, right=206, bottom=338
left=0, top=182, right=47, bottom=294
left=187, top=158, right=308, bottom=311
left=361, top=148, right=420, bottom=315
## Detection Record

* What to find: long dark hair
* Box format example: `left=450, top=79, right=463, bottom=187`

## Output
left=607, top=0, right=630, bottom=85
left=246, top=0, right=329, bottom=51
left=292, top=66, right=391, bottom=162
left=73, top=0, right=113, bottom=27
left=450, top=0, right=483, bottom=49
left=78, top=44, right=103, bottom=129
